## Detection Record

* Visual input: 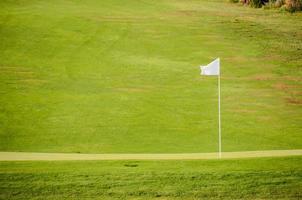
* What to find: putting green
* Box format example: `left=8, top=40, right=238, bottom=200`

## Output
left=0, top=0, right=301, bottom=153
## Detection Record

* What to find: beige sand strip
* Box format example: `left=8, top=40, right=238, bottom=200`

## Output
left=0, top=150, right=301, bottom=161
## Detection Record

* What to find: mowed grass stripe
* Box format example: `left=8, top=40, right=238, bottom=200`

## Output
left=1, top=157, right=301, bottom=199
left=1, top=149, right=302, bottom=161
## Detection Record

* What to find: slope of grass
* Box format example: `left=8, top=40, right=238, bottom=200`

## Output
left=0, top=156, right=301, bottom=199
left=0, top=0, right=301, bottom=153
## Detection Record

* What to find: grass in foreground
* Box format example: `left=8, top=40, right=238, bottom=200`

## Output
left=0, top=156, right=302, bottom=199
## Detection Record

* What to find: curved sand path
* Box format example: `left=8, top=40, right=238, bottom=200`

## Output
left=0, top=149, right=301, bottom=161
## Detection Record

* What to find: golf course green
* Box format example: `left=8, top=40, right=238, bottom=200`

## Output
left=1, top=0, right=301, bottom=153
left=0, top=0, right=301, bottom=199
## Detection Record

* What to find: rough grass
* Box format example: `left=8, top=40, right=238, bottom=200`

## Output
left=0, top=0, right=302, bottom=153
left=0, top=156, right=301, bottom=199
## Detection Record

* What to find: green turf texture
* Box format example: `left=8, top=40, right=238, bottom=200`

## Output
left=0, top=0, right=302, bottom=153
left=0, top=156, right=301, bottom=199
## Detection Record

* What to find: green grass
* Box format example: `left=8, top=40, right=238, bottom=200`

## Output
left=0, top=0, right=302, bottom=153
left=0, top=156, right=301, bottom=199
left=1, top=1, right=301, bottom=199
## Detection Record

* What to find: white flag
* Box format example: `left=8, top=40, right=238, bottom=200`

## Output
left=200, top=58, right=220, bottom=76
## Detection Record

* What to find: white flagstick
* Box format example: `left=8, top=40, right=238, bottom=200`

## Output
left=200, top=58, right=221, bottom=159
left=218, top=73, right=222, bottom=159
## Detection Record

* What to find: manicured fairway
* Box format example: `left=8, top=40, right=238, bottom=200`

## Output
left=1, top=156, right=301, bottom=199
left=0, top=1, right=302, bottom=154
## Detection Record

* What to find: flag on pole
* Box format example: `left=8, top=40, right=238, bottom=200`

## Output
left=199, top=58, right=222, bottom=158
left=200, top=58, right=220, bottom=76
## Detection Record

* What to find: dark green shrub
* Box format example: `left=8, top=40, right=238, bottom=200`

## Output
left=285, top=0, right=302, bottom=11
left=250, top=0, right=269, bottom=7
left=240, top=0, right=250, bottom=5
left=263, top=0, right=285, bottom=9
left=275, top=0, right=285, bottom=7
left=263, top=0, right=277, bottom=8
left=234, top=0, right=301, bottom=11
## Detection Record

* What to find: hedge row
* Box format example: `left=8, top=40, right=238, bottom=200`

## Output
left=230, top=0, right=302, bottom=12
